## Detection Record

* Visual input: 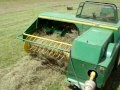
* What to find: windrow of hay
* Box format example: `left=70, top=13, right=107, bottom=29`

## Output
left=0, top=56, right=120, bottom=90
left=33, top=29, right=78, bottom=44
left=0, top=56, right=69, bottom=90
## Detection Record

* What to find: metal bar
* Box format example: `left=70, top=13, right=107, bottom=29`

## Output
left=38, top=15, right=118, bottom=30
left=18, top=34, right=71, bottom=52
left=23, top=33, right=72, bottom=46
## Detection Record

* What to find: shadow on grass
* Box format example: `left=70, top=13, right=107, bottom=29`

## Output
left=111, top=65, right=120, bottom=90
left=102, top=65, right=120, bottom=90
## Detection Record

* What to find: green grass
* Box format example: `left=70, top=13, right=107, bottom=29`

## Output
left=0, top=0, right=79, bottom=68
left=0, top=0, right=120, bottom=90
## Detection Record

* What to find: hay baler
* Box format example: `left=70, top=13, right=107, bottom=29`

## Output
left=18, top=1, right=120, bottom=90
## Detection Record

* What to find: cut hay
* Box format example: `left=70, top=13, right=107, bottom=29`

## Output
left=0, top=56, right=69, bottom=90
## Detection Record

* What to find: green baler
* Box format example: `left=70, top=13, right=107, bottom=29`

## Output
left=67, top=27, right=118, bottom=89
left=18, top=1, right=120, bottom=90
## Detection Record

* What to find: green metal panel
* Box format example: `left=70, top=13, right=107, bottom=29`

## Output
left=38, top=12, right=119, bottom=43
left=66, top=57, right=107, bottom=88
left=66, top=27, right=116, bottom=88
left=25, top=19, right=38, bottom=34
left=75, top=23, right=91, bottom=34
left=66, top=59, right=96, bottom=82
left=75, top=27, right=113, bottom=46
left=72, top=41, right=101, bottom=64
left=71, top=27, right=113, bottom=64
left=39, top=12, right=119, bottom=29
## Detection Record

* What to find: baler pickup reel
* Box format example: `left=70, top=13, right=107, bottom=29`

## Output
left=18, top=33, right=72, bottom=61
left=18, top=20, right=78, bottom=66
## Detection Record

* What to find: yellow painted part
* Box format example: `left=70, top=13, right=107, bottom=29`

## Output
left=39, top=15, right=118, bottom=30
left=64, top=52, right=70, bottom=60
left=89, top=71, right=96, bottom=81
left=118, top=56, right=120, bottom=66
left=24, top=42, right=31, bottom=53
left=23, top=33, right=71, bottom=60
left=23, top=33, right=72, bottom=47
left=24, top=35, right=34, bottom=53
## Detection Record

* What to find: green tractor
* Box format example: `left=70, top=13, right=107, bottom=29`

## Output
left=18, top=1, right=120, bottom=90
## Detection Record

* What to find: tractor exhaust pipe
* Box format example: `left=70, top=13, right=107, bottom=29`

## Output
left=84, top=71, right=96, bottom=90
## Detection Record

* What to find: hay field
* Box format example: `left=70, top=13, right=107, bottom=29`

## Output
left=0, top=0, right=120, bottom=90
